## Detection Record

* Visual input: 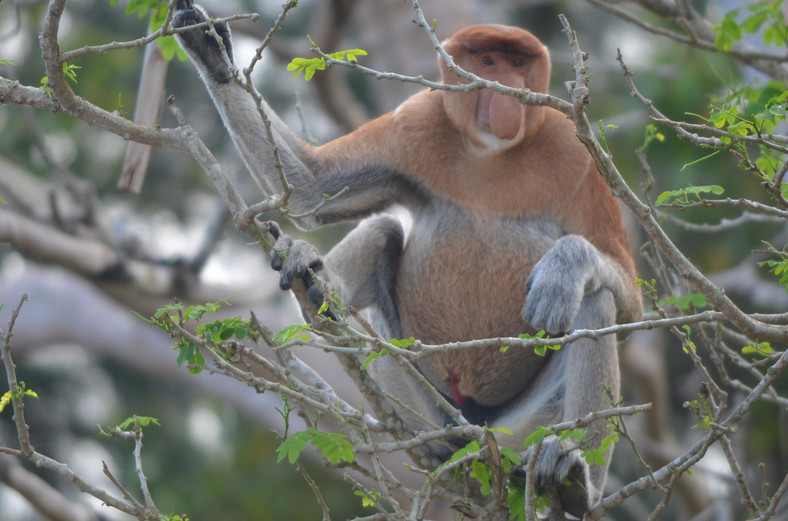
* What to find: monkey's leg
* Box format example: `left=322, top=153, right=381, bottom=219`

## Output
left=524, top=288, right=618, bottom=517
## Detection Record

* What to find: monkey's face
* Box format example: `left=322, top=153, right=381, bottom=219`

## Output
left=439, top=25, right=551, bottom=154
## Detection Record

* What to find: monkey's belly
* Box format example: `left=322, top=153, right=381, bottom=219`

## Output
left=396, top=228, right=552, bottom=408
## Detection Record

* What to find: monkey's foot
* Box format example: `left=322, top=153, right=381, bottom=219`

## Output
left=523, top=435, right=597, bottom=518
left=172, top=0, right=234, bottom=84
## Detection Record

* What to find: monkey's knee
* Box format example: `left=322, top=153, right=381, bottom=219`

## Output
left=353, top=214, right=405, bottom=254
left=573, top=288, right=616, bottom=331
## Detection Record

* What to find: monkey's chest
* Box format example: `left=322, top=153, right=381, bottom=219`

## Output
left=395, top=214, right=563, bottom=406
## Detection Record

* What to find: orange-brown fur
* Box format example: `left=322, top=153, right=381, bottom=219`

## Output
left=177, top=11, right=638, bottom=511
left=314, top=26, right=637, bottom=407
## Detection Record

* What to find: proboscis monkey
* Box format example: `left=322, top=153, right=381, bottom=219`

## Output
left=173, top=4, right=642, bottom=515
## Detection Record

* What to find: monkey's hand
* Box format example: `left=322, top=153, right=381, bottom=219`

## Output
left=172, top=0, right=234, bottom=84
left=267, top=221, right=333, bottom=309
left=522, top=235, right=603, bottom=335
left=523, top=435, right=598, bottom=518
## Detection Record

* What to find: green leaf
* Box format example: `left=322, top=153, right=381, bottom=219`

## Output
left=582, top=448, right=606, bottom=466
left=488, top=426, right=513, bottom=436
left=184, top=299, right=226, bottom=321
left=62, top=62, right=80, bottom=84
left=117, top=415, right=161, bottom=431
left=559, top=428, right=587, bottom=443
left=470, top=460, right=492, bottom=495
left=657, top=292, right=707, bottom=312
left=499, top=446, right=521, bottom=473
left=0, top=382, right=39, bottom=413
left=175, top=343, right=205, bottom=374
left=310, top=431, right=355, bottom=464
left=523, top=426, right=552, bottom=448
left=287, top=47, right=368, bottom=81
left=39, top=76, right=52, bottom=98
left=273, top=324, right=312, bottom=344
left=287, top=57, right=326, bottom=81
left=598, top=432, right=619, bottom=453
left=276, top=430, right=312, bottom=464
left=154, top=302, right=183, bottom=319
left=432, top=441, right=481, bottom=477
left=759, top=256, right=788, bottom=295
left=326, top=48, right=368, bottom=64
left=360, top=348, right=389, bottom=370
left=354, top=490, right=381, bottom=508
left=742, top=341, right=773, bottom=356
left=0, top=391, right=11, bottom=413
left=388, top=337, right=415, bottom=349
left=655, top=185, right=724, bottom=206
left=598, top=120, right=618, bottom=153
left=713, top=14, right=742, bottom=52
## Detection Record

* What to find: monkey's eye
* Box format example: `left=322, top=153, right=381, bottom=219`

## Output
left=481, top=55, right=495, bottom=66
left=512, top=57, right=526, bottom=67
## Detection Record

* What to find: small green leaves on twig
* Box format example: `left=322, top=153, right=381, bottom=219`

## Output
left=713, top=0, right=787, bottom=52
left=273, top=323, right=312, bottom=344
left=759, top=242, right=788, bottom=295
left=141, top=299, right=258, bottom=375
left=640, top=124, right=665, bottom=151
left=0, top=382, right=38, bottom=413
left=276, top=428, right=355, bottom=465
left=598, top=120, right=619, bottom=154
left=582, top=432, right=618, bottom=467
left=742, top=341, right=773, bottom=357
left=40, top=62, right=81, bottom=98
left=287, top=47, right=368, bottom=81
left=354, top=489, right=382, bottom=508
left=100, top=415, right=161, bottom=436
left=657, top=292, right=708, bottom=313
left=655, top=185, right=725, bottom=206
left=108, top=0, right=187, bottom=61
left=515, top=331, right=560, bottom=356
left=361, top=337, right=414, bottom=369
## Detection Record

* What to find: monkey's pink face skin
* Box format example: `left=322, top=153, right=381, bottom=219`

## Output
left=472, top=51, right=527, bottom=142
left=440, top=25, right=550, bottom=155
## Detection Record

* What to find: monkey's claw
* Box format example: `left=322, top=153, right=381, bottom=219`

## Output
left=172, top=0, right=234, bottom=84
left=267, top=222, right=326, bottom=307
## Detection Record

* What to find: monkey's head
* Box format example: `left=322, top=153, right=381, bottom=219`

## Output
left=440, top=24, right=550, bottom=154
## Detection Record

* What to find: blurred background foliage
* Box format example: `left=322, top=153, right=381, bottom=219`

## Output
left=0, top=0, right=786, bottom=520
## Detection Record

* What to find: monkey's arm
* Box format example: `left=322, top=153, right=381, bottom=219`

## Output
left=173, top=0, right=418, bottom=229
left=522, top=235, right=639, bottom=335
left=269, top=216, right=404, bottom=334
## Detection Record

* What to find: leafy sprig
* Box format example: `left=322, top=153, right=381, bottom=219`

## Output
left=287, top=45, right=368, bottom=81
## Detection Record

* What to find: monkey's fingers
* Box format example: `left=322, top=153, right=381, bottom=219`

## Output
left=265, top=220, right=283, bottom=240
left=174, top=0, right=193, bottom=12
